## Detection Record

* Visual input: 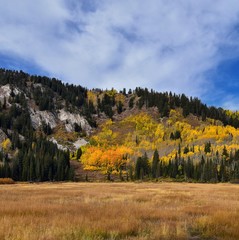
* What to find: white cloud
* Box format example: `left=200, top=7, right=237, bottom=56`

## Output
left=1, top=0, right=239, bottom=103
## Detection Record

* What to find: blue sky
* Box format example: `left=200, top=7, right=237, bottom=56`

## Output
left=1, top=0, right=239, bottom=110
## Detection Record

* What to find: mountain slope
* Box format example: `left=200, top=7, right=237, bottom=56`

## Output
left=0, top=68, right=239, bottom=182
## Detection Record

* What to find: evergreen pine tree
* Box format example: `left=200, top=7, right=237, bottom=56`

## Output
left=152, top=149, right=159, bottom=178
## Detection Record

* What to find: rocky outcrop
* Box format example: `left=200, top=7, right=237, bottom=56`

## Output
left=29, top=108, right=57, bottom=129
left=73, top=138, right=88, bottom=149
left=0, top=84, right=21, bottom=105
left=58, top=109, right=91, bottom=134
left=49, top=137, right=67, bottom=151
left=29, top=108, right=91, bottom=135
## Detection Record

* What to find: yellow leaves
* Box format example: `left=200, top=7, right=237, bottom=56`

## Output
left=83, top=108, right=239, bottom=171
left=1, top=138, right=11, bottom=151
left=169, top=109, right=183, bottom=123
left=87, top=90, right=98, bottom=106
left=91, top=119, right=118, bottom=146
left=105, top=89, right=117, bottom=97
left=167, top=119, right=173, bottom=127
left=97, top=130, right=117, bottom=147
left=81, top=146, right=103, bottom=167
left=83, top=165, right=99, bottom=171
left=81, top=145, right=133, bottom=172
left=122, top=113, right=158, bottom=138
left=192, top=124, right=239, bottom=143
left=225, top=109, right=239, bottom=120
left=225, top=109, right=234, bottom=116
left=186, top=151, right=195, bottom=158
left=115, top=93, right=126, bottom=104
left=137, top=139, right=152, bottom=150
left=104, top=119, right=113, bottom=128
left=155, top=124, right=164, bottom=141
left=122, top=112, right=152, bottom=125
left=116, top=145, right=133, bottom=156
left=169, top=109, right=177, bottom=117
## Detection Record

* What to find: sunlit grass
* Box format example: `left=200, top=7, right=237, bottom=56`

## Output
left=0, top=182, right=238, bottom=240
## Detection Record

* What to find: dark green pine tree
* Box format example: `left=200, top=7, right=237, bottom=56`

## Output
left=129, top=97, right=135, bottom=108
left=117, top=101, right=123, bottom=114
left=152, top=149, right=159, bottom=178
left=135, top=153, right=149, bottom=180
left=135, top=157, right=142, bottom=180
left=76, top=148, right=82, bottom=160
left=204, top=141, right=211, bottom=153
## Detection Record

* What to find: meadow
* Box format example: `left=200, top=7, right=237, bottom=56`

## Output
left=0, top=182, right=238, bottom=240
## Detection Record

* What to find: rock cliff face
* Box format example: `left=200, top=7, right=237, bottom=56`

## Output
left=29, top=108, right=91, bottom=134
left=30, top=109, right=57, bottom=129
left=58, top=109, right=91, bottom=133
left=73, top=138, right=88, bottom=149
left=0, top=84, right=21, bottom=105
left=1, top=80, right=92, bottom=133
left=0, top=80, right=92, bottom=150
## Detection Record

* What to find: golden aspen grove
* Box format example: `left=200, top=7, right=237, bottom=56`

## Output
left=71, top=89, right=239, bottom=182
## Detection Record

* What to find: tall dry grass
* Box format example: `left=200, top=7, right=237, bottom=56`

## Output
left=0, top=182, right=238, bottom=240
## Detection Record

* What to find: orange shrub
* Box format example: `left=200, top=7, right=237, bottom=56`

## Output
left=0, top=178, right=15, bottom=184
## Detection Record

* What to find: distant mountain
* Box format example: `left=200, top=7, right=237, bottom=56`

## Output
left=0, top=68, right=239, bottom=182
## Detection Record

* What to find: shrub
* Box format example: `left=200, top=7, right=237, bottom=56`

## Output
left=0, top=178, right=15, bottom=184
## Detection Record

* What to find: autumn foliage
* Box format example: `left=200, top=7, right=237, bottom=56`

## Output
left=81, top=146, right=132, bottom=173
left=80, top=109, right=239, bottom=182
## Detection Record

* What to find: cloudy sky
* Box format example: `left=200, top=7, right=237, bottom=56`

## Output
left=1, top=0, right=239, bottom=109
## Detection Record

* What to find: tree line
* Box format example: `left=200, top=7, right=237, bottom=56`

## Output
left=2, top=69, right=239, bottom=129
left=0, top=136, right=74, bottom=181
left=133, top=148, right=239, bottom=182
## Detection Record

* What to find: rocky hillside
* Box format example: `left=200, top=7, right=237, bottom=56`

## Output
left=0, top=68, right=239, bottom=182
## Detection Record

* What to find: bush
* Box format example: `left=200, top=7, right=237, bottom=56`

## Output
left=0, top=178, right=15, bottom=184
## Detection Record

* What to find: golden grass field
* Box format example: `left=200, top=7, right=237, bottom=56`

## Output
left=0, top=182, right=239, bottom=240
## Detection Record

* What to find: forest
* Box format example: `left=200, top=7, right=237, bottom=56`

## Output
left=0, top=68, right=239, bottom=182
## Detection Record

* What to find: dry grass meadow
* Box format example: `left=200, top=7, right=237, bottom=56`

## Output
left=0, top=182, right=239, bottom=240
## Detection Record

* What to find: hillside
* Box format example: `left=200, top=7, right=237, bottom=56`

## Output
left=0, top=68, right=239, bottom=182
